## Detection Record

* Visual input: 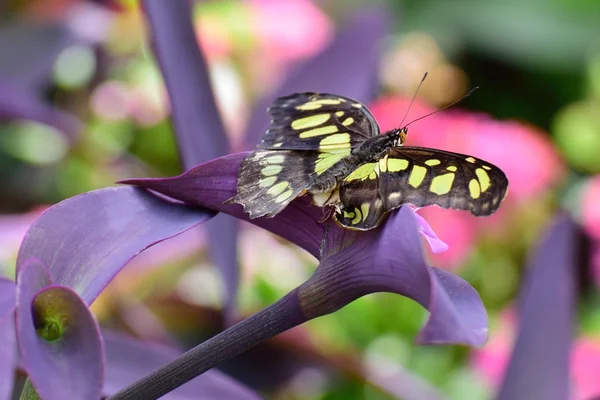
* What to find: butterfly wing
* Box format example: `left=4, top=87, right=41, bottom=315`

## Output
left=259, top=93, right=380, bottom=151
left=334, top=147, right=509, bottom=230
left=227, top=149, right=344, bottom=218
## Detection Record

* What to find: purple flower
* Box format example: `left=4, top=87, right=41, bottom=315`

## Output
left=109, top=151, right=488, bottom=398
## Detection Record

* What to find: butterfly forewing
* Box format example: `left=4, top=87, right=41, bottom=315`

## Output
left=227, top=150, right=323, bottom=218
left=334, top=147, right=508, bottom=230
left=260, top=93, right=380, bottom=151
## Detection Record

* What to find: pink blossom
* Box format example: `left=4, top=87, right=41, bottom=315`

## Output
left=571, top=338, right=600, bottom=399
left=581, top=176, right=600, bottom=241
left=471, top=311, right=516, bottom=389
left=248, top=0, right=333, bottom=63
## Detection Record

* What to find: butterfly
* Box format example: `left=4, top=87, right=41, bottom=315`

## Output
left=226, top=92, right=508, bottom=231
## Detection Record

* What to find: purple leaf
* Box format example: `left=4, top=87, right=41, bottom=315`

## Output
left=142, top=0, right=238, bottom=319
left=141, top=0, right=229, bottom=166
left=15, top=260, right=103, bottom=400
left=497, top=215, right=578, bottom=400
left=244, top=5, right=390, bottom=148
left=0, top=22, right=74, bottom=89
left=123, top=154, right=487, bottom=346
left=102, top=331, right=261, bottom=400
left=16, top=186, right=214, bottom=304
left=0, top=278, right=16, bottom=400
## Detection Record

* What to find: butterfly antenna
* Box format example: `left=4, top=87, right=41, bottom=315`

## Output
left=404, top=86, right=479, bottom=128
left=398, top=72, right=428, bottom=128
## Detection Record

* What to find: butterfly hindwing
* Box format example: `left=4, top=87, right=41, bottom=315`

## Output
left=335, top=147, right=508, bottom=230
left=259, top=93, right=380, bottom=151
left=332, top=162, right=387, bottom=230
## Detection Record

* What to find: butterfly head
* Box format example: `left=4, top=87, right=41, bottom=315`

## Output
left=389, top=127, right=408, bottom=147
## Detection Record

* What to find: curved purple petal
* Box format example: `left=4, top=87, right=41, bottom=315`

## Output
left=16, top=260, right=103, bottom=400
left=305, top=206, right=487, bottom=346
left=142, top=0, right=238, bottom=320
left=244, top=6, right=391, bottom=148
left=413, top=211, right=449, bottom=253
left=102, top=331, right=261, bottom=400
left=16, top=186, right=215, bottom=304
left=122, top=153, right=325, bottom=259
left=497, top=215, right=578, bottom=400
left=0, top=278, right=16, bottom=400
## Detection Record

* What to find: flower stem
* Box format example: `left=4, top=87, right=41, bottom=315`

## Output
left=108, top=290, right=306, bottom=400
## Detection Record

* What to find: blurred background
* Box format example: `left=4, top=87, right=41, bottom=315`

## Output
left=1, top=0, right=600, bottom=399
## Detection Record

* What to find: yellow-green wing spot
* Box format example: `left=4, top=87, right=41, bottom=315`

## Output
left=360, top=203, right=370, bottom=222
left=469, top=179, right=481, bottom=199
left=295, top=98, right=344, bottom=111
left=429, top=173, right=455, bottom=195
left=319, top=133, right=351, bottom=149
left=267, top=181, right=289, bottom=196
left=291, top=114, right=331, bottom=130
left=408, top=165, right=428, bottom=188
left=261, top=165, right=283, bottom=176
left=315, top=148, right=351, bottom=175
left=475, top=168, right=491, bottom=192
left=344, top=162, right=378, bottom=181
left=387, top=158, right=409, bottom=172
left=299, top=126, right=338, bottom=138
left=341, top=117, right=354, bottom=126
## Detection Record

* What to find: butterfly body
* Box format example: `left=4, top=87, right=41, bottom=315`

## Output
left=227, top=93, right=508, bottom=230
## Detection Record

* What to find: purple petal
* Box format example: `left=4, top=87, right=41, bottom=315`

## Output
left=0, top=278, right=16, bottom=400
left=312, top=207, right=487, bottom=346
left=16, top=260, right=103, bottom=400
left=497, top=215, right=578, bottom=400
left=413, top=211, right=449, bottom=253
left=122, top=153, right=325, bottom=258
left=16, top=186, right=215, bottom=304
left=102, top=331, right=261, bottom=400
left=244, top=6, right=391, bottom=148
left=142, top=0, right=238, bottom=319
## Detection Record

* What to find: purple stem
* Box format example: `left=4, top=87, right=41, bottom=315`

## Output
left=107, top=290, right=307, bottom=400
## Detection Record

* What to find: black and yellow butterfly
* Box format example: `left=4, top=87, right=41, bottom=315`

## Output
left=226, top=93, right=508, bottom=231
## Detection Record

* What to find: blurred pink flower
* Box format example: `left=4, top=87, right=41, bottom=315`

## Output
left=418, top=207, right=476, bottom=268
left=471, top=310, right=516, bottom=388
left=195, top=13, right=236, bottom=61
left=472, top=309, right=600, bottom=400
left=248, top=0, right=332, bottom=64
left=581, top=176, right=600, bottom=241
left=572, top=338, right=600, bottom=400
